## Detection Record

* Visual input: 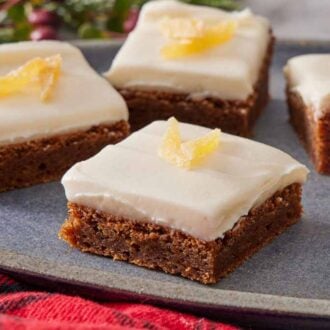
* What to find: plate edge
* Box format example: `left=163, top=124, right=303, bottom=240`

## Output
left=0, top=249, right=329, bottom=319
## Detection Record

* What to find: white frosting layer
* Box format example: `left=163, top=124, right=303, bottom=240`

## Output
left=105, top=0, right=270, bottom=100
left=0, top=41, right=128, bottom=145
left=284, top=54, right=330, bottom=119
left=62, top=121, right=308, bottom=241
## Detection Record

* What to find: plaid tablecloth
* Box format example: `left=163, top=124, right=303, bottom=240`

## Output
left=0, top=273, right=238, bottom=330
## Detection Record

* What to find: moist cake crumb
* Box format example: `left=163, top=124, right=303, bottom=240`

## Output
left=59, top=183, right=302, bottom=284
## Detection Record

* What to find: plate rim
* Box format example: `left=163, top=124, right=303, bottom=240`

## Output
left=70, top=38, right=330, bottom=48
left=1, top=39, right=330, bottom=327
left=1, top=249, right=329, bottom=319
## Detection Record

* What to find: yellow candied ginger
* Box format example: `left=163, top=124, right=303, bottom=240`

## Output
left=160, top=17, right=237, bottom=59
left=0, top=54, right=62, bottom=102
left=159, top=117, right=221, bottom=170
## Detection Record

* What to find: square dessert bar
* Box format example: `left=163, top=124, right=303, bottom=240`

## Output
left=60, top=120, right=308, bottom=284
left=0, top=41, right=129, bottom=192
left=285, top=54, right=330, bottom=174
left=105, top=0, right=274, bottom=136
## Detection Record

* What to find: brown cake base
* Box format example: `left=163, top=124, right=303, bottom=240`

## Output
left=118, top=35, right=274, bottom=137
left=0, top=120, right=129, bottom=192
left=287, top=90, right=330, bottom=174
left=59, top=183, right=302, bottom=284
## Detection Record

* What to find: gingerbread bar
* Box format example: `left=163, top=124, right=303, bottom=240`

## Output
left=105, top=0, right=274, bottom=136
left=285, top=54, right=330, bottom=174
left=59, top=119, right=308, bottom=284
left=0, top=41, right=129, bottom=192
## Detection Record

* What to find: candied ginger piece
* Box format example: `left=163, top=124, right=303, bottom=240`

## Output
left=160, top=17, right=205, bottom=40
left=0, top=54, right=62, bottom=102
left=159, top=117, right=221, bottom=169
left=160, top=18, right=237, bottom=59
left=182, top=129, right=221, bottom=168
left=39, top=55, right=62, bottom=101
left=0, top=58, right=44, bottom=96
left=158, top=117, right=184, bottom=167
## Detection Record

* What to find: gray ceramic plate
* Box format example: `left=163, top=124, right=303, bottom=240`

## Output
left=0, top=41, right=329, bottom=330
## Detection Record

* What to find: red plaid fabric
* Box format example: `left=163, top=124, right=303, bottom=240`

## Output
left=0, top=274, right=238, bottom=330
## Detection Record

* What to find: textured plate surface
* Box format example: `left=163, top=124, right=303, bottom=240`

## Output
left=0, top=41, right=329, bottom=329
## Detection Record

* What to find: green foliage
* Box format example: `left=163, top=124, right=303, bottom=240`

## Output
left=107, top=0, right=133, bottom=32
left=0, top=0, right=238, bottom=42
left=78, top=22, right=103, bottom=39
left=7, top=4, right=25, bottom=22
left=0, top=27, right=14, bottom=43
left=0, top=3, right=31, bottom=43
left=181, top=0, right=238, bottom=10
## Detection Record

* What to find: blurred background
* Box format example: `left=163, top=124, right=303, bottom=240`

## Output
left=245, top=0, right=330, bottom=41
left=0, top=0, right=329, bottom=43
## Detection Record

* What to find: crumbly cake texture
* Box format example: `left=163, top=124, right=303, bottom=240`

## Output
left=287, top=90, right=330, bottom=174
left=119, top=36, right=273, bottom=136
left=59, top=183, right=302, bottom=284
left=0, top=121, right=129, bottom=192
